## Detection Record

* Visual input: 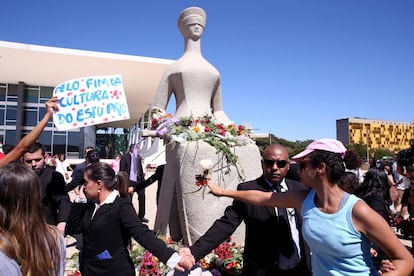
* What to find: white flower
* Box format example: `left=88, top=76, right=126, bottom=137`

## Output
left=200, top=159, right=213, bottom=170
left=203, top=252, right=216, bottom=264
left=172, top=133, right=188, bottom=143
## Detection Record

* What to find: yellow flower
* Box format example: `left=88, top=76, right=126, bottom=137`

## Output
left=192, top=125, right=200, bottom=132
left=192, top=123, right=205, bottom=133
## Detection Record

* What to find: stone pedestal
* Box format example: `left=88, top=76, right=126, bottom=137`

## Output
left=154, top=141, right=262, bottom=245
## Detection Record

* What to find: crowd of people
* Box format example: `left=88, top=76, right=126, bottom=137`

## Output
left=206, top=139, right=414, bottom=275
left=0, top=96, right=413, bottom=276
left=0, top=97, right=197, bottom=275
left=1, top=4, right=413, bottom=274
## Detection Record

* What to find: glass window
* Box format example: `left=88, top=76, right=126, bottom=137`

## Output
left=6, top=106, right=16, bottom=125
left=38, top=106, right=54, bottom=127
left=25, top=87, right=39, bottom=103
left=5, top=130, right=16, bottom=146
left=38, top=131, right=53, bottom=152
left=0, top=108, right=4, bottom=125
left=24, top=109, right=38, bottom=126
left=40, top=86, right=53, bottom=99
left=67, top=131, right=81, bottom=155
left=0, top=85, right=6, bottom=101
left=52, top=132, right=67, bottom=154
left=7, top=84, right=18, bottom=96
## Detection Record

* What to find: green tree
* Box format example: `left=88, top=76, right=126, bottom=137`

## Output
left=372, top=148, right=395, bottom=161
left=255, top=134, right=312, bottom=158
left=348, top=143, right=367, bottom=160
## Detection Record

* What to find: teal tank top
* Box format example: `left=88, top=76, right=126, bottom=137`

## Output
left=301, top=189, right=378, bottom=275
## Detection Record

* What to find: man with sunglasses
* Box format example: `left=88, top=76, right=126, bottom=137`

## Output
left=22, top=142, right=71, bottom=235
left=187, top=144, right=311, bottom=275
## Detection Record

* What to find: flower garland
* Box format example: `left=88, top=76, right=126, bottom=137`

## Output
left=130, top=236, right=243, bottom=276
left=151, top=108, right=255, bottom=165
left=65, top=236, right=244, bottom=276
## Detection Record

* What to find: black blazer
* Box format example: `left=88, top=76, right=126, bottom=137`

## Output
left=66, top=196, right=175, bottom=276
left=190, top=176, right=310, bottom=275
left=38, top=166, right=71, bottom=225
left=119, top=152, right=144, bottom=185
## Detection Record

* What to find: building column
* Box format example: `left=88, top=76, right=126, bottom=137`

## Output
left=80, top=125, right=96, bottom=157
left=15, top=82, right=25, bottom=144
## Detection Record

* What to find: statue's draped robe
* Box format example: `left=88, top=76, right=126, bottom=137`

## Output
left=154, top=141, right=262, bottom=245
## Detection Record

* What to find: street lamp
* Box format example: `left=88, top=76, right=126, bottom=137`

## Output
left=366, top=125, right=369, bottom=161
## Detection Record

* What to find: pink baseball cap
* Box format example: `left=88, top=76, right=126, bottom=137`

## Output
left=292, top=138, right=347, bottom=161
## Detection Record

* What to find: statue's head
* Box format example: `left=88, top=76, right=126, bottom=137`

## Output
left=178, top=7, right=206, bottom=37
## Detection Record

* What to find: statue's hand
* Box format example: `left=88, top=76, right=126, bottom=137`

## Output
left=213, top=110, right=231, bottom=125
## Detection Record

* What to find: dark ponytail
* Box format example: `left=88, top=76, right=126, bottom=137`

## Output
left=116, top=171, right=129, bottom=197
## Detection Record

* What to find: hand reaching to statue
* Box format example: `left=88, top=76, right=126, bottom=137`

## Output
left=207, top=182, right=225, bottom=197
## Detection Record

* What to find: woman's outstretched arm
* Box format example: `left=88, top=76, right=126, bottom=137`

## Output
left=0, top=96, right=59, bottom=168
left=207, top=182, right=306, bottom=209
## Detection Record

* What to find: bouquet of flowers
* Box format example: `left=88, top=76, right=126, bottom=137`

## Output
left=196, top=159, right=213, bottom=186
left=151, top=108, right=254, bottom=165
left=199, top=237, right=243, bottom=276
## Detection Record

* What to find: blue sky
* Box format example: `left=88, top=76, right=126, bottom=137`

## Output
left=1, top=0, right=413, bottom=141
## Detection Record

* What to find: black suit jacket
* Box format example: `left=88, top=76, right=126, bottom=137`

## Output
left=119, top=152, right=144, bottom=187
left=66, top=196, right=175, bottom=276
left=37, top=166, right=71, bottom=225
left=190, top=176, right=310, bottom=275
left=66, top=161, right=87, bottom=192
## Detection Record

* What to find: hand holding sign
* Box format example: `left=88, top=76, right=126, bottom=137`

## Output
left=53, top=75, right=130, bottom=131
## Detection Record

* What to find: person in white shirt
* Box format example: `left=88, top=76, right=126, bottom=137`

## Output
left=55, top=153, right=73, bottom=183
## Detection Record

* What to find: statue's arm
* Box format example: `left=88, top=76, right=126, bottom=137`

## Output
left=211, top=83, right=231, bottom=124
left=152, top=71, right=172, bottom=112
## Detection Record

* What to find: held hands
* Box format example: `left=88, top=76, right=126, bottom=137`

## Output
left=378, top=259, right=396, bottom=274
left=175, top=247, right=195, bottom=271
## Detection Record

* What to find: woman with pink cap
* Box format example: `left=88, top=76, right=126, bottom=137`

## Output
left=208, top=138, right=413, bottom=275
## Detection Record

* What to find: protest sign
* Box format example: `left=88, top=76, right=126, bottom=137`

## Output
left=53, top=75, right=130, bottom=131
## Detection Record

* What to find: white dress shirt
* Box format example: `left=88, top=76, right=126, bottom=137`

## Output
left=265, top=178, right=301, bottom=270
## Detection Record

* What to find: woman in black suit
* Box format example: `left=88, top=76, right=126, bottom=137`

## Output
left=65, top=162, right=194, bottom=276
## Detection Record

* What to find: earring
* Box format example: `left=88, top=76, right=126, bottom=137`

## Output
left=98, top=189, right=101, bottom=193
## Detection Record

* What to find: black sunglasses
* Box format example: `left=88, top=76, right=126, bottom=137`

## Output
left=263, top=159, right=288, bottom=168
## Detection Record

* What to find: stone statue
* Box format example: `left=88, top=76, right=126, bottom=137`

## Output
left=152, top=6, right=230, bottom=124
left=152, top=7, right=261, bottom=246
